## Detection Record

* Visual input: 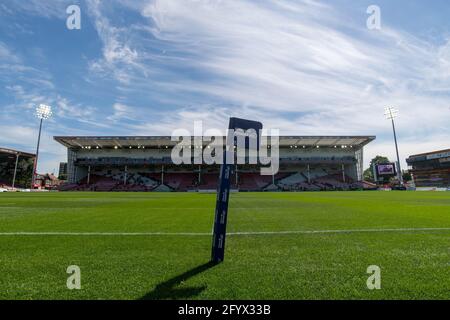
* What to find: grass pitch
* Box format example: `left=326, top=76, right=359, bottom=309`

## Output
left=0, top=191, right=449, bottom=300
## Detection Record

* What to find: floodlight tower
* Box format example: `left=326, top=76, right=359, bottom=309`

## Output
left=31, top=104, right=53, bottom=189
left=384, top=106, right=403, bottom=184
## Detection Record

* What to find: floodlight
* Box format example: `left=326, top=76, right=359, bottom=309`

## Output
left=31, top=104, right=53, bottom=189
left=384, top=106, right=403, bottom=184
left=384, top=106, right=398, bottom=120
left=36, top=104, right=53, bottom=120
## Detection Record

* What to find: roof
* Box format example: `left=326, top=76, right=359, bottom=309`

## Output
left=36, top=173, right=59, bottom=181
left=54, top=135, right=376, bottom=149
left=407, top=149, right=450, bottom=162
left=0, top=147, right=36, bottom=158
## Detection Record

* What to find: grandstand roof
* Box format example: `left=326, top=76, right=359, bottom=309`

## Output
left=0, top=147, right=35, bottom=158
left=54, top=136, right=375, bottom=149
left=407, top=148, right=450, bottom=162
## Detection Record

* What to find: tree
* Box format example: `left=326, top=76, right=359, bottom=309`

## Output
left=402, top=170, right=412, bottom=182
left=363, top=155, right=390, bottom=182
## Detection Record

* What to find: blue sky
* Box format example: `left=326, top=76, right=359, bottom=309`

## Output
left=1, top=0, right=450, bottom=174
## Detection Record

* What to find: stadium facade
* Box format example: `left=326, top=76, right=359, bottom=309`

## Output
left=407, top=149, right=450, bottom=188
left=55, top=135, right=375, bottom=192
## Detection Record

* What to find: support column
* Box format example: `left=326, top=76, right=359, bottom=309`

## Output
left=307, top=164, right=311, bottom=183
left=124, top=165, right=128, bottom=185
left=31, top=118, right=43, bottom=189
left=391, top=118, right=403, bottom=184
left=235, top=164, right=238, bottom=186
left=198, top=165, right=201, bottom=184
left=12, top=153, right=20, bottom=189
left=161, top=165, right=164, bottom=185
left=342, top=164, right=346, bottom=183
left=87, top=165, right=91, bottom=185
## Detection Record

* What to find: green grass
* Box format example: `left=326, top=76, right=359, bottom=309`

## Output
left=0, top=191, right=449, bottom=300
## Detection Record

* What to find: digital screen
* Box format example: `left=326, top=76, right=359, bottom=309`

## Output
left=376, top=163, right=396, bottom=176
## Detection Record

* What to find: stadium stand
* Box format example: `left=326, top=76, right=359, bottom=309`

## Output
left=407, top=149, right=450, bottom=188
left=54, top=135, right=375, bottom=192
left=0, top=147, right=35, bottom=189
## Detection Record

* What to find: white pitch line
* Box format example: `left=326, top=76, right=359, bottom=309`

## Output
left=0, top=232, right=211, bottom=236
left=0, top=228, right=450, bottom=237
left=228, top=227, right=450, bottom=235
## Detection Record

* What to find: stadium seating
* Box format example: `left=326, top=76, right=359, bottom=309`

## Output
left=164, top=173, right=196, bottom=191
left=58, top=183, right=79, bottom=191
left=238, top=173, right=258, bottom=191
left=0, top=180, right=12, bottom=189
left=274, top=170, right=356, bottom=191
left=278, top=172, right=307, bottom=185
left=58, top=166, right=360, bottom=192
left=88, top=175, right=118, bottom=191
left=314, top=174, right=351, bottom=190
left=198, top=173, right=219, bottom=190
left=238, top=173, right=271, bottom=191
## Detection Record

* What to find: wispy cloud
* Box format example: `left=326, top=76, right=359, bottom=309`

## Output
left=1, top=0, right=450, bottom=173
left=107, top=103, right=137, bottom=122
left=86, top=1, right=450, bottom=144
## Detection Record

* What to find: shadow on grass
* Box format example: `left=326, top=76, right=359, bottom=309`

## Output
left=140, top=261, right=218, bottom=300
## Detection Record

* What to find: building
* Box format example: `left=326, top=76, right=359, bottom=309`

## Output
left=34, top=173, right=61, bottom=190
left=54, top=135, right=375, bottom=192
left=406, top=149, right=450, bottom=188
left=0, top=147, right=35, bottom=189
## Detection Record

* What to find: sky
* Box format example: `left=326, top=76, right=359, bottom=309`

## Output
left=0, top=0, right=449, bottom=174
